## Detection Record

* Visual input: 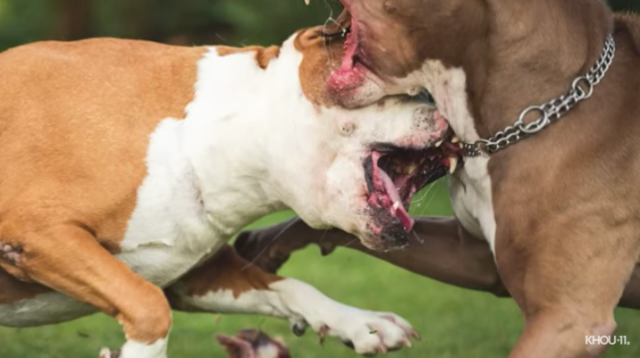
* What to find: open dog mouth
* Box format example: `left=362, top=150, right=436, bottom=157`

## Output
left=365, top=134, right=463, bottom=235
left=316, top=0, right=465, bottom=247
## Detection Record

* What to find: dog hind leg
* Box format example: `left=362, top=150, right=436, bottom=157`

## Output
left=166, top=245, right=418, bottom=356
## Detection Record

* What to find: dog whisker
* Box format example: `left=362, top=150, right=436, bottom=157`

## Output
left=411, top=179, right=439, bottom=206
left=415, top=178, right=442, bottom=216
left=411, top=231, right=424, bottom=244
left=318, top=228, right=329, bottom=246
left=342, top=238, right=359, bottom=249
left=420, top=180, right=442, bottom=216
left=321, top=0, right=347, bottom=68
left=215, top=33, right=229, bottom=44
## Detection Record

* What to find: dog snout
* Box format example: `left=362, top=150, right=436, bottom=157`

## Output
left=411, top=106, right=450, bottom=147
left=413, top=106, right=446, bottom=132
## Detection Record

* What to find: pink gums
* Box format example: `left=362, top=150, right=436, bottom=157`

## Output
left=327, top=16, right=367, bottom=94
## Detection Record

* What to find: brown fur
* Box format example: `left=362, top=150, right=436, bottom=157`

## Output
left=239, top=2, right=640, bottom=358
left=350, top=1, right=640, bottom=356
left=217, top=28, right=347, bottom=107
left=217, top=45, right=281, bottom=70
left=166, top=246, right=284, bottom=312
left=294, top=28, right=345, bottom=107
left=0, top=39, right=204, bottom=255
left=0, top=268, right=50, bottom=305
left=0, top=25, right=353, bottom=346
left=0, top=38, right=204, bottom=342
left=180, top=245, right=283, bottom=299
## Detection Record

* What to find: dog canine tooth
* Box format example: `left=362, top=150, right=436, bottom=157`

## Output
left=407, top=164, right=417, bottom=175
left=393, top=202, right=400, bottom=211
left=435, top=139, right=444, bottom=147
left=448, top=157, right=458, bottom=174
left=451, top=136, right=460, bottom=143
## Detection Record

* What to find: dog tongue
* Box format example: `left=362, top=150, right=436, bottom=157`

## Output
left=377, top=168, right=415, bottom=232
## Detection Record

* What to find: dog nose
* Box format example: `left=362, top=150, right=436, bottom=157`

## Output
left=380, top=223, right=410, bottom=250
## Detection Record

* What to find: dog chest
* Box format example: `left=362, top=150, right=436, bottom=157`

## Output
left=116, top=119, right=224, bottom=287
left=449, top=157, right=497, bottom=253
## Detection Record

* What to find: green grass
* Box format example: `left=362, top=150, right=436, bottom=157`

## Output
left=1, top=180, right=639, bottom=357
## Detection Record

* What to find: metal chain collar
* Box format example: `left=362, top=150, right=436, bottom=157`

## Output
left=463, top=35, right=616, bottom=157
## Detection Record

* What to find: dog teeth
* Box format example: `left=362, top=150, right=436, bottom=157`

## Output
left=393, top=202, right=400, bottom=211
left=304, top=0, right=310, bottom=4
left=406, top=164, right=417, bottom=175
left=435, top=140, right=444, bottom=148
left=451, top=136, right=460, bottom=143
left=448, top=157, right=458, bottom=174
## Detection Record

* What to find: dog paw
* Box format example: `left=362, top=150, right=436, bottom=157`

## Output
left=98, top=348, right=121, bottom=358
left=307, top=309, right=419, bottom=355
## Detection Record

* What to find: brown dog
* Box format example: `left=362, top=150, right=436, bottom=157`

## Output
left=237, top=1, right=640, bottom=358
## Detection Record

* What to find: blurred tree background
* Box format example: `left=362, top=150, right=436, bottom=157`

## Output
left=0, top=1, right=639, bottom=358
left=0, top=0, right=636, bottom=52
left=0, top=0, right=341, bottom=50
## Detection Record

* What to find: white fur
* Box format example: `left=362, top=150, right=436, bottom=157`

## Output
left=117, top=118, right=224, bottom=287
left=119, top=338, right=168, bottom=358
left=0, top=34, right=435, bottom=355
left=98, top=338, right=167, bottom=358
left=169, top=285, right=290, bottom=319
left=172, top=278, right=414, bottom=355
left=269, top=279, right=413, bottom=354
left=119, top=37, right=440, bottom=288
left=396, top=62, right=498, bottom=252
left=257, top=344, right=281, bottom=358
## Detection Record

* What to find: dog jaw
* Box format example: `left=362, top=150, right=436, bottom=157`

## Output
left=216, top=29, right=451, bottom=251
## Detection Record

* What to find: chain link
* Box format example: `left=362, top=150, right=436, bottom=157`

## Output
left=464, top=35, right=616, bottom=157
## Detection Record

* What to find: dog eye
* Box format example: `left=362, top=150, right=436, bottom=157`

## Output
left=416, top=89, right=435, bottom=105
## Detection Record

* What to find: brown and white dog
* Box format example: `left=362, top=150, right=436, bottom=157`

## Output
left=236, top=1, right=640, bottom=358
left=0, top=23, right=459, bottom=357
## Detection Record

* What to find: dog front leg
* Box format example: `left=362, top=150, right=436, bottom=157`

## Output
left=236, top=218, right=640, bottom=308
left=495, top=218, right=640, bottom=358
left=235, top=217, right=507, bottom=295
left=166, top=245, right=419, bottom=356
left=0, top=223, right=171, bottom=358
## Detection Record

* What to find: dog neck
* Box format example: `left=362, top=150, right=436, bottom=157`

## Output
left=180, top=41, right=330, bottom=237
left=466, top=0, right=614, bottom=139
